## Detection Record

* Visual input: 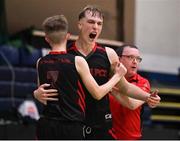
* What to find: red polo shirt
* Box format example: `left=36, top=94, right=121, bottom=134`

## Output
left=109, top=73, right=150, bottom=140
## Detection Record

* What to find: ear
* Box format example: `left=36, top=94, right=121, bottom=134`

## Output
left=66, top=33, right=71, bottom=40
left=45, top=36, right=50, bottom=43
left=77, top=21, right=82, bottom=30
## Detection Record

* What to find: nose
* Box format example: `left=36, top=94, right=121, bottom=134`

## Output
left=132, top=58, right=138, bottom=64
left=92, top=23, right=98, bottom=29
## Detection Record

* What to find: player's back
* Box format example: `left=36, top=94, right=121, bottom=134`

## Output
left=38, top=51, right=86, bottom=122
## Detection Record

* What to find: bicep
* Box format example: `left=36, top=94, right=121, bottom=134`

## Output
left=75, top=57, right=99, bottom=95
left=105, top=47, right=119, bottom=74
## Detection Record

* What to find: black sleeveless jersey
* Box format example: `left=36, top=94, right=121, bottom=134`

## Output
left=38, top=51, right=86, bottom=122
left=67, top=42, right=112, bottom=130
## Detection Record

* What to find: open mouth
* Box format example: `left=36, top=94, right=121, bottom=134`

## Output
left=89, top=33, right=97, bottom=39
left=131, top=66, right=137, bottom=70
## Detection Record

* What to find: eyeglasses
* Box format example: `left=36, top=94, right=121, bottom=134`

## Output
left=121, top=55, right=142, bottom=63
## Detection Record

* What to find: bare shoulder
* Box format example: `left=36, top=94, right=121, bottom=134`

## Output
left=75, top=56, right=86, bottom=63
left=105, top=46, right=119, bottom=64
left=75, top=56, right=88, bottom=72
left=105, top=46, right=116, bottom=54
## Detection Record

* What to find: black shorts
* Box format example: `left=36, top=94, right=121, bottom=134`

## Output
left=36, top=117, right=85, bottom=140
left=84, top=126, right=115, bottom=140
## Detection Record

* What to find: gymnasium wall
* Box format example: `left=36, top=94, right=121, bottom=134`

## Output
left=5, top=0, right=120, bottom=40
left=133, top=0, right=180, bottom=74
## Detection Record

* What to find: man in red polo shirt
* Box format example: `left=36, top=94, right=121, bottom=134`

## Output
left=109, top=44, right=158, bottom=140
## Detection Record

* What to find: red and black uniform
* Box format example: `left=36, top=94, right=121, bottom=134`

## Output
left=36, top=51, right=86, bottom=139
left=68, top=42, right=113, bottom=139
left=110, top=73, right=150, bottom=140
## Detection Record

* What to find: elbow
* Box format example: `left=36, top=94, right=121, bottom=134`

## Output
left=129, top=105, right=137, bottom=110
left=129, top=104, right=139, bottom=110
left=93, top=94, right=102, bottom=100
left=119, top=86, right=128, bottom=96
left=91, top=89, right=103, bottom=100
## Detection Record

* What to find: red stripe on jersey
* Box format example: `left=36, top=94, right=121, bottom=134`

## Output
left=49, top=51, right=67, bottom=54
left=77, top=80, right=86, bottom=114
left=96, top=45, right=106, bottom=52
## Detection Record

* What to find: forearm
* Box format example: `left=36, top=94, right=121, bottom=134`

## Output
left=118, top=77, right=150, bottom=101
left=111, top=92, right=134, bottom=109
left=112, top=89, right=144, bottom=109
left=90, top=73, right=121, bottom=100
left=127, top=83, right=150, bottom=101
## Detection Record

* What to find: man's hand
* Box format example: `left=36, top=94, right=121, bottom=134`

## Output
left=147, top=89, right=161, bottom=108
left=33, top=83, right=58, bottom=105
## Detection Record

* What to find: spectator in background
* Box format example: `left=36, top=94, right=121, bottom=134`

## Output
left=110, top=44, right=158, bottom=140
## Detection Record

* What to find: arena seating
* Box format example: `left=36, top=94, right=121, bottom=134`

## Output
left=0, top=44, right=40, bottom=125
left=139, top=71, right=180, bottom=130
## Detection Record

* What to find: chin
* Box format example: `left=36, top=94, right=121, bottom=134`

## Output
left=128, top=71, right=136, bottom=77
left=89, top=38, right=96, bottom=43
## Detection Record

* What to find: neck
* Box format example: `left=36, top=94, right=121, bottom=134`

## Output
left=75, top=38, right=95, bottom=55
left=51, top=43, right=66, bottom=52
left=126, top=73, right=136, bottom=80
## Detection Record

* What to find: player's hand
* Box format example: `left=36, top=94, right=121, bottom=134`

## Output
left=33, top=83, right=58, bottom=105
left=114, top=62, right=127, bottom=78
left=147, top=89, right=161, bottom=108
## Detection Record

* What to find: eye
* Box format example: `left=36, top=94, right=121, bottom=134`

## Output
left=137, top=57, right=142, bottom=62
left=97, top=22, right=103, bottom=26
left=128, top=56, right=134, bottom=59
left=87, top=20, right=95, bottom=24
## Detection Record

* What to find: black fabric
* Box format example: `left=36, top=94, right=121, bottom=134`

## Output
left=38, top=53, right=85, bottom=122
left=36, top=117, right=84, bottom=140
left=84, top=126, right=114, bottom=140
left=68, top=42, right=112, bottom=134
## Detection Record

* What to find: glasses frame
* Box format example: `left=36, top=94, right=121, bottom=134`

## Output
left=121, top=55, right=142, bottom=63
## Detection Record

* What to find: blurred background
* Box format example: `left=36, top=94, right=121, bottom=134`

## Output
left=0, top=0, right=180, bottom=139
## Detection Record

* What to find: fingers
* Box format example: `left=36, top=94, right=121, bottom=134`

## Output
left=147, top=95, right=160, bottom=108
left=34, top=87, right=58, bottom=104
left=43, top=93, right=58, bottom=97
left=40, top=83, right=50, bottom=88
left=148, top=99, right=159, bottom=108
left=44, top=89, right=58, bottom=93
left=38, top=93, right=58, bottom=104
left=150, top=89, right=159, bottom=97
left=39, top=84, right=58, bottom=93
left=43, top=97, right=58, bottom=101
left=148, top=98, right=160, bottom=104
left=150, top=94, right=161, bottom=102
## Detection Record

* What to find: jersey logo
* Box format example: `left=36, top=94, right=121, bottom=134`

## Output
left=105, top=114, right=112, bottom=120
left=47, top=71, right=59, bottom=88
left=90, top=68, right=107, bottom=77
